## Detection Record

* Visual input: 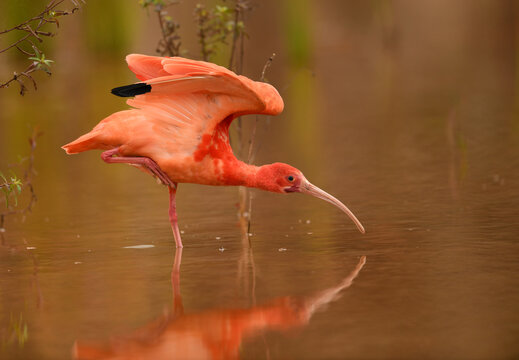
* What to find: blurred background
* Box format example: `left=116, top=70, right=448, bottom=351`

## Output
left=1, top=1, right=519, bottom=359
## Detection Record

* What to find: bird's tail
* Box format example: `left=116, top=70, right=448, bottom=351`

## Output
left=62, top=131, right=103, bottom=154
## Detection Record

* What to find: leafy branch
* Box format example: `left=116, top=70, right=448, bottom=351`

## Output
left=194, top=2, right=249, bottom=64
left=0, top=173, right=23, bottom=209
left=0, top=0, right=84, bottom=95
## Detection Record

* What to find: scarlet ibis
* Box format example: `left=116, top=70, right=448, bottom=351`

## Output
left=73, top=251, right=366, bottom=360
left=62, top=54, right=365, bottom=248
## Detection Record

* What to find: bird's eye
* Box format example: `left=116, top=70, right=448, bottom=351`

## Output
left=287, top=175, right=294, bottom=182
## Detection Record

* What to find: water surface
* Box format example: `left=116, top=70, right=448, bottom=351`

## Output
left=1, top=1, right=519, bottom=359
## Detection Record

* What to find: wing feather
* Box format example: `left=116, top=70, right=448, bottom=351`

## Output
left=92, top=55, right=284, bottom=163
left=126, top=54, right=235, bottom=80
left=126, top=54, right=169, bottom=80
left=124, top=73, right=266, bottom=154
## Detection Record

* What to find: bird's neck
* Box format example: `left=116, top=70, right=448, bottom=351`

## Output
left=221, top=160, right=260, bottom=187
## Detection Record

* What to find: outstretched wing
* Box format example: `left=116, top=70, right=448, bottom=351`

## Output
left=119, top=55, right=283, bottom=158
left=122, top=54, right=283, bottom=116
left=63, top=55, right=283, bottom=167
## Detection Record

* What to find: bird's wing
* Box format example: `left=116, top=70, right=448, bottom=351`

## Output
left=123, top=55, right=281, bottom=117
left=126, top=54, right=236, bottom=80
left=110, top=55, right=283, bottom=160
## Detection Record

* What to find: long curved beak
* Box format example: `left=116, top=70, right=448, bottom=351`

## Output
left=300, top=180, right=365, bottom=234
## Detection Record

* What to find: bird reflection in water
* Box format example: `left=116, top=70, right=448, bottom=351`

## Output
left=73, top=250, right=366, bottom=360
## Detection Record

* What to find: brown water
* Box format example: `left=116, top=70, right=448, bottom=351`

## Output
left=2, top=1, right=519, bottom=359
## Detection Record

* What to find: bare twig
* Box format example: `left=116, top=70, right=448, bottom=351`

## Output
left=228, top=0, right=249, bottom=71
left=247, top=53, right=276, bottom=165
left=260, top=53, right=275, bottom=82
left=239, top=54, right=276, bottom=235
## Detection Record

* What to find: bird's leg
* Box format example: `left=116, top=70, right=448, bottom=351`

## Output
left=169, top=184, right=183, bottom=248
left=171, top=247, right=184, bottom=316
left=101, top=148, right=182, bottom=246
left=101, top=147, right=174, bottom=187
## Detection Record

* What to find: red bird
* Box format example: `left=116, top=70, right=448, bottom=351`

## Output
left=62, top=55, right=364, bottom=248
left=72, top=252, right=366, bottom=360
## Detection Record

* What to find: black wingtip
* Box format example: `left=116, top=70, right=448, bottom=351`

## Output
left=111, top=83, right=152, bottom=97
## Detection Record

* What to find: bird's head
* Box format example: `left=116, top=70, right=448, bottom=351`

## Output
left=254, top=163, right=365, bottom=234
